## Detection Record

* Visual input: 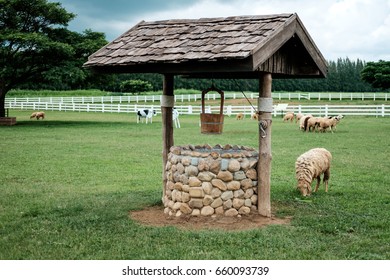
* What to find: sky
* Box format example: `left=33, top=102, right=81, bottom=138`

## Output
left=59, top=0, right=390, bottom=62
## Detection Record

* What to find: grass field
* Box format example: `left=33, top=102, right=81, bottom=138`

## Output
left=1, top=110, right=389, bottom=259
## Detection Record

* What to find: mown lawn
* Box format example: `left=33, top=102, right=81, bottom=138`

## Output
left=1, top=110, right=389, bottom=259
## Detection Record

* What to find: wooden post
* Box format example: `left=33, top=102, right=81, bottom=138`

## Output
left=257, top=72, right=272, bottom=217
left=162, top=74, right=174, bottom=197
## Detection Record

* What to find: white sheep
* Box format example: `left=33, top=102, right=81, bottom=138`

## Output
left=295, top=148, right=332, bottom=196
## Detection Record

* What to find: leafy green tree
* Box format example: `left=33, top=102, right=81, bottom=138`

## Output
left=0, top=0, right=75, bottom=117
left=120, top=80, right=153, bottom=94
left=361, top=60, right=390, bottom=90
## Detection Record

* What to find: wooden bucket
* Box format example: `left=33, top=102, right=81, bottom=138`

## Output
left=200, top=86, right=224, bottom=134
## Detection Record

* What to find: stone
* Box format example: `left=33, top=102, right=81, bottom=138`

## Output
left=227, top=181, right=240, bottom=191
left=223, top=199, right=232, bottom=209
left=209, top=160, right=221, bottom=174
left=181, top=192, right=190, bottom=203
left=175, top=210, right=183, bottom=217
left=202, top=182, right=213, bottom=194
left=246, top=168, right=257, bottom=180
left=244, top=198, right=252, bottom=207
left=251, top=194, right=258, bottom=205
left=170, top=146, right=181, bottom=155
left=197, top=171, right=215, bottom=182
left=210, top=151, right=219, bottom=159
left=191, top=158, right=199, bottom=166
left=189, top=187, right=204, bottom=198
left=201, top=206, right=214, bottom=216
left=234, top=171, right=246, bottom=180
left=223, top=144, right=232, bottom=150
left=180, top=203, right=192, bottom=214
left=176, top=163, right=185, bottom=174
left=211, top=187, right=222, bottom=198
left=191, top=209, right=201, bottom=216
left=179, top=174, right=189, bottom=185
left=240, top=158, right=250, bottom=171
left=185, top=165, right=199, bottom=176
left=221, top=190, right=234, bottom=201
left=244, top=188, right=254, bottom=198
left=189, top=198, right=203, bottom=209
left=241, top=178, right=253, bottom=189
left=233, top=189, right=245, bottom=198
left=172, top=189, right=182, bottom=202
left=210, top=197, right=223, bottom=208
left=221, top=153, right=232, bottom=159
left=228, top=159, right=241, bottom=172
left=181, top=156, right=191, bottom=166
left=220, top=159, right=229, bottom=171
left=173, top=202, right=182, bottom=210
left=166, top=181, right=174, bottom=190
left=211, top=179, right=227, bottom=191
left=217, top=171, right=233, bottom=182
left=188, top=176, right=201, bottom=187
left=198, top=159, right=208, bottom=171
left=174, top=182, right=183, bottom=190
left=181, top=184, right=190, bottom=192
left=203, top=195, right=214, bottom=206
left=233, top=198, right=245, bottom=209
left=238, top=206, right=251, bottom=215
left=215, top=206, right=224, bottom=215
left=225, top=208, right=238, bottom=217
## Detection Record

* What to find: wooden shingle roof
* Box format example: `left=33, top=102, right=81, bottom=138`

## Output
left=84, top=13, right=327, bottom=78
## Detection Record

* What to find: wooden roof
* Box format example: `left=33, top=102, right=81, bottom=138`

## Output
left=84, top=13, right=327, bottom=78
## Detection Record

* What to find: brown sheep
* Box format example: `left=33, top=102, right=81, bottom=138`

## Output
left=295, top=148, right=332, bottom=196
left=30, top=112, right=45, bottom=120
left=283, top=112, right=294, bottom=122
left=236, top=113, right=244, bottom=120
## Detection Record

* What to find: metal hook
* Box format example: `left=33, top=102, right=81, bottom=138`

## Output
left=259, top=120, right=268, bottom=138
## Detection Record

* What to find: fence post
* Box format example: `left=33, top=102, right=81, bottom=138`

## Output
left=382, top=104, right=385, bottom=117
left=325, top=104, right=328, bottom=116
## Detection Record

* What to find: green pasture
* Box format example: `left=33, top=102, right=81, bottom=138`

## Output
left=1, top=110, right=389, bottom=259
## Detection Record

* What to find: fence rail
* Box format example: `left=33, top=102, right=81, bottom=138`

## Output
left=6, top=101, right=390, bottom=117
left=5, top=92, right=389, bottom=104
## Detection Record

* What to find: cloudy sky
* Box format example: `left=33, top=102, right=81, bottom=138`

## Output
left=59, top=0, right=390, bottom=62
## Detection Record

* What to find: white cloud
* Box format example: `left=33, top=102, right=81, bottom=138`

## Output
left=62, top=0, right=390, bottom=62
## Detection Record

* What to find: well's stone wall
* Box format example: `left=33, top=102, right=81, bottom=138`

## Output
left=163, top=144, right=259, bottom=217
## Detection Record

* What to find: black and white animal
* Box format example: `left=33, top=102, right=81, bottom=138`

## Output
left=173, top=108, right=180, bottom=128
left=137, top=109, right=157, bottom=124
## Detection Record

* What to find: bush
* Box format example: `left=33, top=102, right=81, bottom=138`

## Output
left=120, top=80, right=153, bottom=94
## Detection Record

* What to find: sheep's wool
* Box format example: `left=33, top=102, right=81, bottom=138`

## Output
left=295, top=148, right=332, bottom=186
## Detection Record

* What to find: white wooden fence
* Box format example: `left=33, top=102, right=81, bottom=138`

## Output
left=5, top=91, right=389, bottom=104
left=6, top=101, right=390, bottom=117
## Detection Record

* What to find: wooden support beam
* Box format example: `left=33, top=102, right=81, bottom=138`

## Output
left=162, top=74, right=174, bottom=197
left=257, top=72, right=273, bottom=217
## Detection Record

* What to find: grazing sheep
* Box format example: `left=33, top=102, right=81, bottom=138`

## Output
left=295, top=113, right=303, bottom=123
left=236, top=113, right=244, bottom=120
left=30, top=112, right=45, bottom=120
left=304, top=116, right=321, bottom=132
left=283, top=112, right=294, bottom=122
left=318, top=115, right=343, bottom=133
left=295, top=148, right=332, bottom=196
left=251, top=112, right=259, bottom=120
left=299, top=114, right=313, bottom=131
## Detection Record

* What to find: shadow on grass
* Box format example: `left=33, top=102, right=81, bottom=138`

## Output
left=12, top=120, right=138, bottom=128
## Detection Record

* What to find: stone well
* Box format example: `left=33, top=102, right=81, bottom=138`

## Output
left=163, top=144, right=259, bottom=217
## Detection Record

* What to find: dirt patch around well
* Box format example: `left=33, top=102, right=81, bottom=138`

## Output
left=130, top=206, right=291, bottom=231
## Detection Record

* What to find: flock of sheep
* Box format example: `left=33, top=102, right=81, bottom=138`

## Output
left=283, top=112, right=344, bottom=133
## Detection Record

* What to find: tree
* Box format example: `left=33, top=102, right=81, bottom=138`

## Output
left=0, top=0, right=75, bottom=117
left=361, top=60, right=390, bottom=90
left=120, top=80, right=153, bottom=94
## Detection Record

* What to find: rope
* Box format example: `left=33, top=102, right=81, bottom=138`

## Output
left=232, top=79, right=259, bottom=114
